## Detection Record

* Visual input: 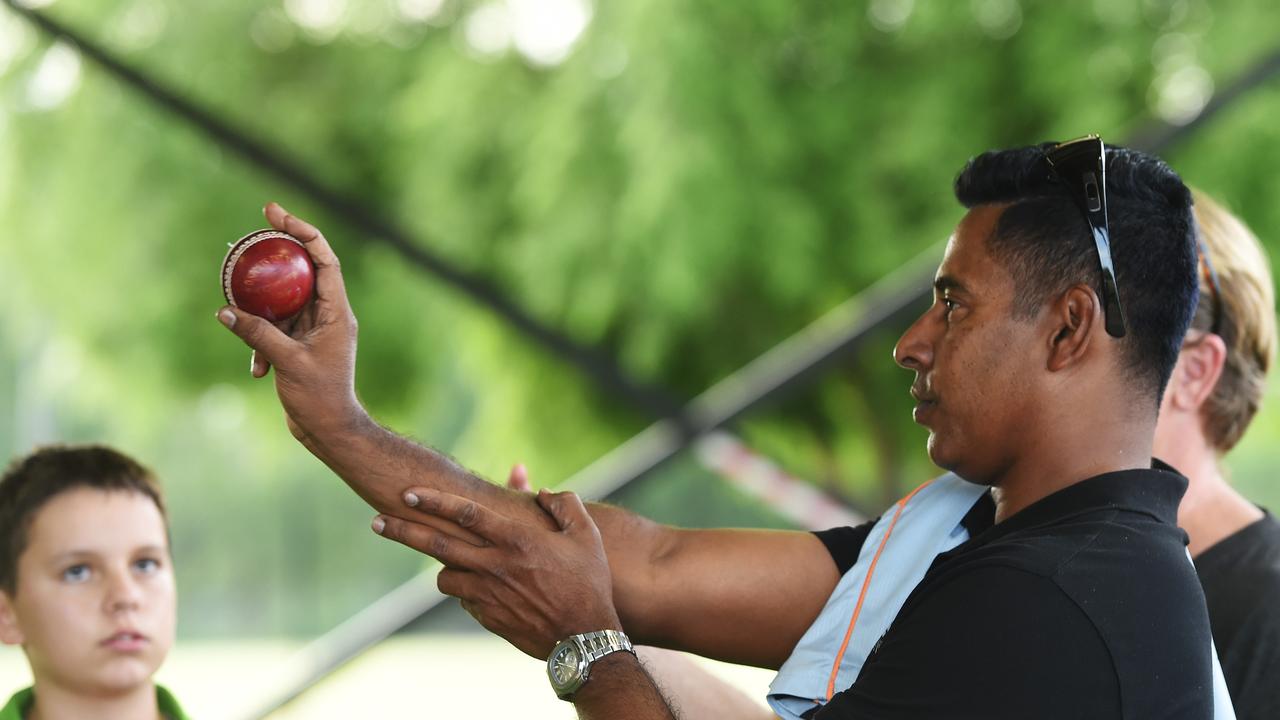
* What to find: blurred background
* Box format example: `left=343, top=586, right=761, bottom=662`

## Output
left=1, top=0, right=1279, bottom=717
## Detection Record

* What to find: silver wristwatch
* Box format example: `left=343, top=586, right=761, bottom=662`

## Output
left=546, top=629, right=634, bottom=701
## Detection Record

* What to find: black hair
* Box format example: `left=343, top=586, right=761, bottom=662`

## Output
left=953, top=142, right=1198, bottom=406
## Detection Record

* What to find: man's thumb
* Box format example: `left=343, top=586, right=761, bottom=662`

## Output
left=536, top=489, right=589, bottom=532
left=216, top=306, right=295, bottom=367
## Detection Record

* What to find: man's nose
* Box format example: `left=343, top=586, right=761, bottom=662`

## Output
left=894, top=310, right=935, bottom=371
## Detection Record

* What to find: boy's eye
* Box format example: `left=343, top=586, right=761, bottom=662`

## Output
left=134, top=558, right=161, bottom=574
left=62, top=564, right=91, bottom=583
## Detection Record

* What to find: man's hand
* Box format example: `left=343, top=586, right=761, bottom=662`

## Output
left=215, top=203, right=365, bottom=445
left=374, top=488, right=621, bottom=659
left=375, top=488, right=678, bottom=720
left=214, top=204, right=498, bottom=547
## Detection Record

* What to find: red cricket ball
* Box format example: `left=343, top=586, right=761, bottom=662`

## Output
left=221, top=229, right=316, bottom=322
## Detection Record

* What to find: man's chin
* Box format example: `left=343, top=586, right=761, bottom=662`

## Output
left=926, top=437, right=998, bottom=487
left=925, top=434, right=956, bottom=472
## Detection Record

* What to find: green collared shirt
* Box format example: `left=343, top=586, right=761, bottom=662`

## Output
left=0, top=685, right=189, bottom=719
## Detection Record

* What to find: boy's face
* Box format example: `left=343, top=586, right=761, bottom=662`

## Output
left=0, top=488, right=176, bottom=696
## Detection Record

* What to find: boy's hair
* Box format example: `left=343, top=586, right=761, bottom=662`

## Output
left=0, top=445, right=166, bottom=594
left=1189, top=189, right=1277, bottom=451
left=954, top=142, right=1198, bottom=407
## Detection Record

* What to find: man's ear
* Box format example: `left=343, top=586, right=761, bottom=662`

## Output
left=1046, top=284, right=1101, bottom=372
left=1166, top=334, right=1227, bottom=411
left=0, top=590, right=25, bottom=646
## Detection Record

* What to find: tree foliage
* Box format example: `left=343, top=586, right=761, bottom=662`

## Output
left=1, top=0, right=1278, bottom=636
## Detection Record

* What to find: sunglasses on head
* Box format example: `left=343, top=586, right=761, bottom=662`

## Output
left=1043, top=135, right=1127, bottom=338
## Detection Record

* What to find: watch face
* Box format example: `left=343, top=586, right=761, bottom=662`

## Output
left=549, top=644, right=583, bottom=689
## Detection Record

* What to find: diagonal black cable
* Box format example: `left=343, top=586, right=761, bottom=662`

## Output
left=1126, top=45, right=1280, bottom=154
left=1, top=0, right=687, bottom=425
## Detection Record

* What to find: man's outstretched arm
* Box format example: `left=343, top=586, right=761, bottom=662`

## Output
left=216, top=203, right=840, bottom=667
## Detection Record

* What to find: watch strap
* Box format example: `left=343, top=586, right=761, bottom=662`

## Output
left=575, top=629, right=633, bottom=665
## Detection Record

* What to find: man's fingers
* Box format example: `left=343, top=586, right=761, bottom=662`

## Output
left=401, top=511, right=488, bottom=547
left=402, top=488, right=516, bottom=545
left=373, top=515, right=489, bottom=570
left=217, top=306, right=299, bottom=371
left=507, top=464, right=531, bottom=492
left=251, top=350, right=271, bottom=378
left=535, top=489, right=592, bottom=533
left=265, top=202, right=332, bottom=261
left=437, top=567, right=481, bottom=601
left=263, top=202, right=348, bottom=307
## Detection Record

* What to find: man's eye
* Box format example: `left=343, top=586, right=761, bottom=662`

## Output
left=942, top=298, right=959, bottom=313
left=62, top=564, right=91, bottom=583
left=134, top=558, right=161, bottom=574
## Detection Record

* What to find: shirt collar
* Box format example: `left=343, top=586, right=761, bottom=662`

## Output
left=970, top=460, right=1187, bottom=546
left=1, top=685, right=188, bottom=720
left=157, top=684, right=190, bottom=720
left=960, top=491, right=996, bottom=537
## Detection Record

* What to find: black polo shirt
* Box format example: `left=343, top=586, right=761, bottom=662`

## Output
left=816, top=465, right=1214, bottom=720
left=1194, top=511, right=1280, bottom=719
